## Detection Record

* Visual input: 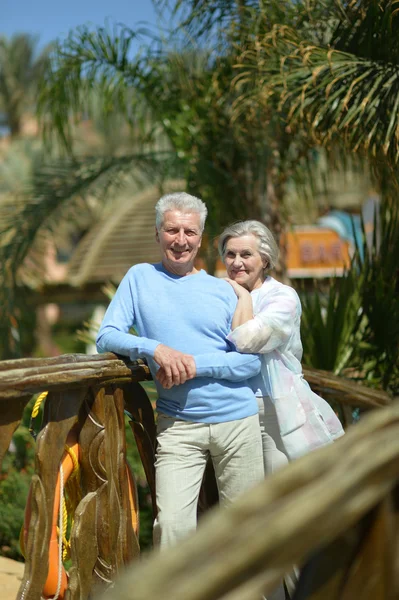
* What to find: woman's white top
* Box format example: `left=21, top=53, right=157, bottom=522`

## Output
left=227, top=276, right=345, bottom=459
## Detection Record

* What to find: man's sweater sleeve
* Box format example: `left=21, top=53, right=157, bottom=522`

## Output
left=96, top=271, right=160, bottom=360
left=194, top=352, right=261, bottom=382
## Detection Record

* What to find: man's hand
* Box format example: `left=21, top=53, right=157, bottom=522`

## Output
left=154, top=344, right=196, bottom=388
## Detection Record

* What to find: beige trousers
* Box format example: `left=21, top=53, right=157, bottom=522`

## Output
left=153, top=413, right=264, bottom=548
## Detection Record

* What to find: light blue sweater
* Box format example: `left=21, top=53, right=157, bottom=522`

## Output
left=96, top=263, right=261, bottom=423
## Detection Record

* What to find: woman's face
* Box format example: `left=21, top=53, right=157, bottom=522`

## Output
left=224, top=234, right=267, bottom=291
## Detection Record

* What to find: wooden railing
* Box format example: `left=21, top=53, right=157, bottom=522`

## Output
left=0, top=353, right=155, bottom=600
left=0, top=353, right=395, bottom=600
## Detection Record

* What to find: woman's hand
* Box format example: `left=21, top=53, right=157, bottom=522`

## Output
left=224, top=277, right=252, bottom=299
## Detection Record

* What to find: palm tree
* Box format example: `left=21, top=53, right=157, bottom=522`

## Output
left=35, top=18, right=312, bottom=263
left=0, top=34, right=50, bottom=137
left=36, top=8, right=323, bottom=261
left=234, top=0, right=399, bottom=174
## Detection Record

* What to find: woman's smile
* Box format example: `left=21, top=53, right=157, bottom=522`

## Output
left=224, top=234, right=266, bottom=291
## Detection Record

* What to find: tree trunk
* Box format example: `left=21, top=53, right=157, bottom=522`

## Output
left=263, top=170, right=288, bottom=283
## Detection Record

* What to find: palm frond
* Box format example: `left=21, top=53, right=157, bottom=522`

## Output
left=233, top=1, right=399, bottom=168
left=332, top=0, right=399, bottom=64
left=0, top=33, right=51, bottom=136
left=354, top=199, right=399, bottom=392
left=154, top=0, right=260, bottom=39
left=235, top=21, right=399, bottom=166
left=38, top=23, right=158, bottom=151
left=154, top=0, right=339, bottom=44
left=300, top=255, right=364, bottom=373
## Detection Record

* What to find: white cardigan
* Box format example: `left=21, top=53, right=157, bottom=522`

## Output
left=228, top=276, right=345, bottom=460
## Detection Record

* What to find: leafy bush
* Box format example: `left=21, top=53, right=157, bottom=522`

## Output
left=300, top=201, right=399, bottom=395
left=0, top=414, right=35, bottom=560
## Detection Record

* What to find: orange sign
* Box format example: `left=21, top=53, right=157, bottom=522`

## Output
left=284, top=227, right=351, bottom=278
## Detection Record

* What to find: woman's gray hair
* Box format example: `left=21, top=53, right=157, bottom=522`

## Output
left=218, top=220, right=279, bottom=272
left=155, top=192, right=208, bottom=232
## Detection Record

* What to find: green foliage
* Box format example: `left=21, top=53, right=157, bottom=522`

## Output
left=300, top=201, right=399, bottom=394
left=0, top=399, right=36, bottom=561
left=235, top=1, right=399, bottom=173
left=300, top=266, right=362, bottom=373
left=221, top=0, right=399, bottom=394
left=331, top=0, right=399, bottom=63
left=0, top=289, right=37, bottom=360
left=351, top=202, right=399, bottom=392
left=0, top=34, right=51, bottom=137
left=38, top=24, right=156, bottom=152
left=155, top=0, right=261, bottom=40
left=0, top=465, right=33, bottom=560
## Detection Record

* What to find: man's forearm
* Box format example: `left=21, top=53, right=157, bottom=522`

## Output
left=194, top=351, right=261, bottom=382
left=96, top=328, right=160, bottom=360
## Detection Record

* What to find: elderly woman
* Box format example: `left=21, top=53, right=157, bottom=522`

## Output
left=218, top=220, right=345, bottom=473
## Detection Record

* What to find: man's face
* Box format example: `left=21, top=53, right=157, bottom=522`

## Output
left=156, top=210, right=202, bottom=275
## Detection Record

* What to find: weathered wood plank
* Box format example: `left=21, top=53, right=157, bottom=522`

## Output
left=0, top=352, right=116, bottom=371
left=104, top=386, right=140, bottom=565
left=0, top=393, right=32, bottom=464
left=0, top=352, right=127, bottom=371
left=291, top=497, right=397, bottom=600
left=0, top=361, right=150, bottom=399
left=67, top=492, right=99, bottom=600
left=17, top=389, right=87, bottom=600
left=0, top=360, right=134, bottom=382
left=75, top=385, right=140, bottom=597
left=303, top=366, right=390, bottom=408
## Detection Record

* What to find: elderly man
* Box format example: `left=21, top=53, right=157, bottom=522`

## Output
left=96, top=191, right=264, bottom=548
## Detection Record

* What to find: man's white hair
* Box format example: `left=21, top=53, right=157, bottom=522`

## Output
left=155, top=192, right=208, bottom=232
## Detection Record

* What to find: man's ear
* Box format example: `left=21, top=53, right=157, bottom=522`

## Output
left=155, top=227, right=159, bottom=243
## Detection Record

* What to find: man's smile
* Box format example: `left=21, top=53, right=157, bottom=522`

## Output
left=170, top=248, right=190, bottom=256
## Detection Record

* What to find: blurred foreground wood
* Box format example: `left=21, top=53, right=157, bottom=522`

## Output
left=0, top=353, right=394, bottom=600
left=99, top=400, right=399, bottom=600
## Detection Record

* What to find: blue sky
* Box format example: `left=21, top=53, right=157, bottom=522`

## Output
left=2, top=0, right=170, bottom=50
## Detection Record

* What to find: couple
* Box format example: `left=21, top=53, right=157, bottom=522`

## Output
left=96, top=191, right=344, bottom=549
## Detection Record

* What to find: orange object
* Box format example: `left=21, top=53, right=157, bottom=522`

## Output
left=282, top=227, right=351, bottom=278
left=23, top=430, right=79, bottom=599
